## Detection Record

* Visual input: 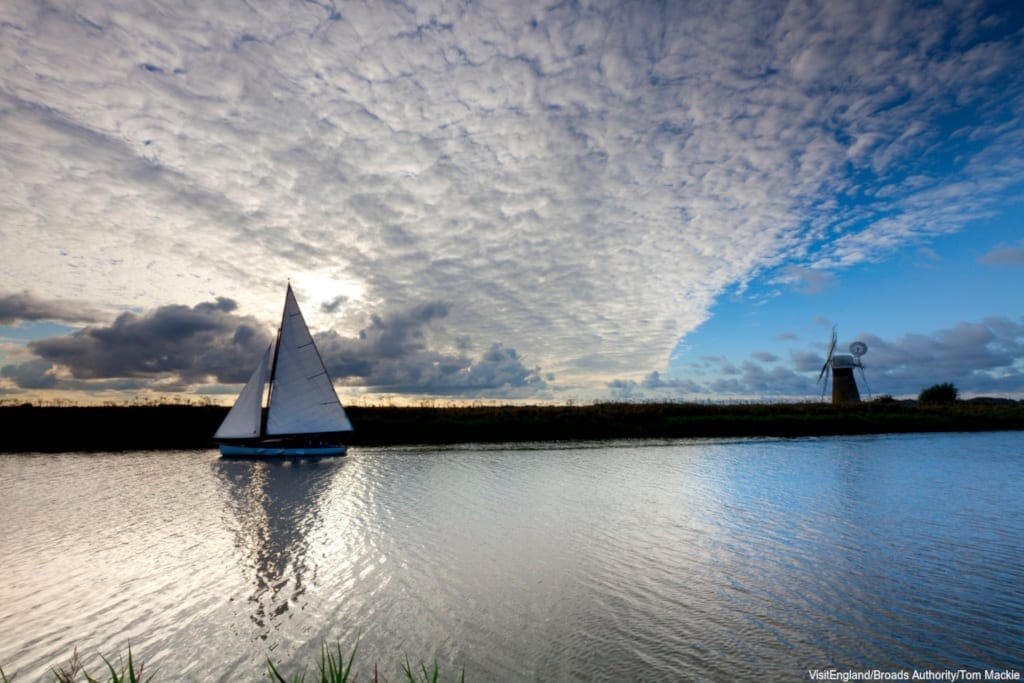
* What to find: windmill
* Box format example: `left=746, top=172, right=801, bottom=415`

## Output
left=818, top=327, right=869, bottom=403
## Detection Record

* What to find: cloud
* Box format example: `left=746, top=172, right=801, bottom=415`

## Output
left=320, top=295, right=349, bottom=314
left=0, top=291, right=106, bottom=325
left=709, top=362, right=814, bottom=397
left=1, top=0, right=1022, bottom=397
left=315, top=302, right=547, bottom=396
left=1, top=358, right=58, bottom=389
left=979, top=240, right=1024, bottom=266
left=3, top=293, right=549, bottom=398
left=610, top=316, right=1024, bottom=400
left=608, top=371, right=703, bottom=400
left=852, top=317, right=1024, bottom=396
left=792, top=350, right=826, bottom=373
left=11, top=298, right=272, bottom=388
left=780, top=266, right=837, bottom=295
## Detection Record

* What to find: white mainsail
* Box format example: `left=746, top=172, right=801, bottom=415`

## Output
left=214, top=344, right=272, bottom=439
left=265, top=285, right=353, bottom=436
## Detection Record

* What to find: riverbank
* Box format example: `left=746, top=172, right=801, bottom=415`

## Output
left=1, top=400, right=1022, bottom=452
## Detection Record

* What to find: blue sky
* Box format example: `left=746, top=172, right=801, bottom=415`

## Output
left=1, top=0, right=1022, bottom=404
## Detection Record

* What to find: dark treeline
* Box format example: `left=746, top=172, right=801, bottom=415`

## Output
left=1, top=399, right=1023, bottom=452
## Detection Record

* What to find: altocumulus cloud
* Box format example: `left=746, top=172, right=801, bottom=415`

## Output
left=1, top=0, right=1023, bottom=395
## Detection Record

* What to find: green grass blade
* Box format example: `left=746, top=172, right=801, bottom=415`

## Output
left=341, top=640, right=358, bottom=682
left=101, top=654, right=123, bottom=683
left=266, top=656, right=304, bottom=683
left=314, top=639, right=358, bottom=683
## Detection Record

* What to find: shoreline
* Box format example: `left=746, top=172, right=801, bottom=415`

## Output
left=1, top=400, right=1023, bottom=452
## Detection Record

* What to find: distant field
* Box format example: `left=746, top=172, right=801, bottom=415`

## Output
left=1, top=400, right=1022, bottom=452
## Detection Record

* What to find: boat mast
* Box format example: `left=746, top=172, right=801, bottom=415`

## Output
left=261, top=283, right=289, bottom=438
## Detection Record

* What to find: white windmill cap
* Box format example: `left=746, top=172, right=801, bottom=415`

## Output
left=831, top=354, right=856, bottom=368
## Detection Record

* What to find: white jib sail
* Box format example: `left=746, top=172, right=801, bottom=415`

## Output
left=214, top=344, right=272, bottom=439
left=266, top=285, right=353, bottom=435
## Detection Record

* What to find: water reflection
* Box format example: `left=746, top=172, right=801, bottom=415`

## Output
left=214, top=458, right=345, bottom=633
left=3, top=436, right=1023, bottom=680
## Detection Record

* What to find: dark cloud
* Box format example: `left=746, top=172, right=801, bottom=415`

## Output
left=606, top=379, right=642, bottom=399
left=320, top=295, right=349, bottom=314
left=16, top=297, right=271, bottom=387
left=610, top=316, right=1024, bottom=400
left=5, top=294, right=549, bottom=397
left=853, top=317, right=1024, bottom=396
left=0, top=291, right=106, bottom=324
left=609, top=371, right=707, bottom=399
left=316, top=302, right=547, bottom=396
left=723, top=361, right=814, bottom=396
left=1, top=359, right=58, bottom=389
left=791, top=350, right=825, bottom=373
left=641, top=371, right=703, bottom=393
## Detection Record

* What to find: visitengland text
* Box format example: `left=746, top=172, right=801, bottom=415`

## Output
left=807, top=670, right=1021, bottom=682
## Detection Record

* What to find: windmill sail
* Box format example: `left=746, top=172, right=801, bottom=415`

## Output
left=265, top=285, right=353, bottom=436
left=817, top=326, right=867, bottom=404
left=215, top=344, right=272, bottom=439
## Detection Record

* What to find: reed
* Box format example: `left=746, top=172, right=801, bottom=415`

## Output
left=0, top=646, right=151, bottom=683
left=266, top=640, right=357, bottom=683
left=266, top=641, right=464, bottom=683
left=2, top=399, right=1023, bottom=452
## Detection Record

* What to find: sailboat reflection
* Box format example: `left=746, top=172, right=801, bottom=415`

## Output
left=215, top=457, right=345, bottom=633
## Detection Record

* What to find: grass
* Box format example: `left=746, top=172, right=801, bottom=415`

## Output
left=266, top=641, right=464, bottom=683
left=266, top=641, right=356, bottom=683
left=2, top=642, right=464, bottom=683
left=1, top=646, right=151, bottom=683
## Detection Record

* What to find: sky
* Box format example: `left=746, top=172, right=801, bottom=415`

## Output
left=1, top=0, right=1023, bottom=405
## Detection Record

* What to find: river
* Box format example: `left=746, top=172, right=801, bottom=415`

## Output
left=1, top=432, right=1022, bottom=681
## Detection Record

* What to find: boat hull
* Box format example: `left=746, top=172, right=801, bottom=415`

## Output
left=218, top=443, right=347, bottom=458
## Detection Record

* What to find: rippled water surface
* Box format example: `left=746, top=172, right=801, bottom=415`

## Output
left=2, top=433, right=1023, bottom=681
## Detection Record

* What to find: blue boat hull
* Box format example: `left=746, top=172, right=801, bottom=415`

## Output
left=218, top=443, right=347, bottom=458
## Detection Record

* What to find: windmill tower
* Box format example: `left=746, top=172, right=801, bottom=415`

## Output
left=818, top=327, right=869, bottom=404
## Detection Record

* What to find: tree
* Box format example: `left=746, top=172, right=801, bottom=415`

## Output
left=918, top=382, right=959, bottom=404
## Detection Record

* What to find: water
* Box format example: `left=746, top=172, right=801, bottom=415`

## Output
left=1, top=432, right=1022, bottom=681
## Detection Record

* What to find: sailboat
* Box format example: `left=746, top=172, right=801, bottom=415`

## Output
left=214, top=284, right=353, bottom=457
